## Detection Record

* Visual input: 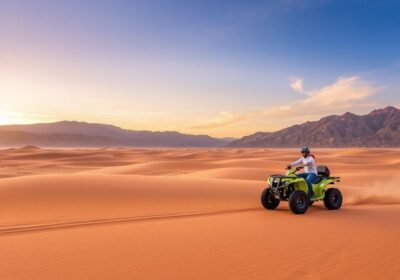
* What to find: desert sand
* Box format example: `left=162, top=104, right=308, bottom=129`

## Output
left=0, top=147, right=399, bottom=279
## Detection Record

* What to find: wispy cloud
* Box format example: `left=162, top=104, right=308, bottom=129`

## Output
left=191, top=76, right=379, bottom=130
left=289, top=77, right=304, bottom=93
left=268, top=75, right=378, bottom=116
left=191, top=111, right=254, bottom=130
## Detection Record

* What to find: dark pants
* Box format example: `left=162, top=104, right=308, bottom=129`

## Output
left=297, top=173, right=317, bottom=194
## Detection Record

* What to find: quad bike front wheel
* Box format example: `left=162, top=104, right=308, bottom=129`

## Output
left=261, top=188, right=280, bottom=210
left=289, top=190, right=309, bottom=214
left=324, top=188, right=343, bottom=210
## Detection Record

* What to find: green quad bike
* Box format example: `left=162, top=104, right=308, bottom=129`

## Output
left=261, top=166, right=342, bottom=214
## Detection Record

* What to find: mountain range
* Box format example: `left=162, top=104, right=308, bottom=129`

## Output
left=229, top=106, right=400, bottom=147
left=0, top=121, right=230, bottom=147
left=0, top=106, right=398, bottom=148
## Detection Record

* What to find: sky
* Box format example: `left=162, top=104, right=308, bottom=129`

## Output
left=0, top=0, right=399, bottom=137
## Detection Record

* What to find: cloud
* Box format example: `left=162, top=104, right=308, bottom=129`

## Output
left=267, top=75, right=377, bottom=116
left=190, top=111, right=254, bottom=130
left=191, top=76, right=379, bottom=130
left=289, top=77, right=304, bottom=93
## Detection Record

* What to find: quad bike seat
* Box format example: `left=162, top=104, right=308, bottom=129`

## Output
left=313, top=176, right=323, bottom=184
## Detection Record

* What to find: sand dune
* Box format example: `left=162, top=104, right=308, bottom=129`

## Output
left=0, top=148, right=399, bottom=279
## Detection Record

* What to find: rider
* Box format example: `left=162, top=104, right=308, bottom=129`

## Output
left=287, top=147, right=317, bottom=197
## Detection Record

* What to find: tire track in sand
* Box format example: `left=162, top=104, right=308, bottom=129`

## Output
left=0, top=207, right=261, bottom=235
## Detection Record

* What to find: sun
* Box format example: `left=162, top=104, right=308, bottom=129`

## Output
left=0, top=110, right=32, bottom=125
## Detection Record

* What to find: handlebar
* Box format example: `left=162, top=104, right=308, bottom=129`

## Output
left=286, top=166, right=303, bottom=172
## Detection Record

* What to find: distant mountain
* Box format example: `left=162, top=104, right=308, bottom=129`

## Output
left=0, top=121, right=231, bottom=148
left=229, top=106, right=400, bottom=147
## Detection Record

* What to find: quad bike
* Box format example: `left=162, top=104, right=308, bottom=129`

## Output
left=261, top=166, right=342, bottom=214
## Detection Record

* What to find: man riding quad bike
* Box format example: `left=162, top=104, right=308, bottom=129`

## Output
left=261, top=147, right=343, bottom=214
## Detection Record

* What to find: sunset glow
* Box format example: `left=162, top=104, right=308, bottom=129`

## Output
left=1, top=0, right=399, bottom=137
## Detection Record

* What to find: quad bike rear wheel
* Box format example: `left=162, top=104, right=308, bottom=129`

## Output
left=324, top=188, right=342, bottom=210
left=261, top=188, right=280, bottom=210
left=289, top=190, right=309, bottom=214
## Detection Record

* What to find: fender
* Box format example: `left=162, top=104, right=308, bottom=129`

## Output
left=289, top=179, right=309, bottom=194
